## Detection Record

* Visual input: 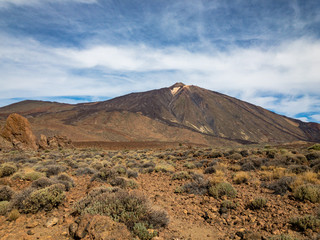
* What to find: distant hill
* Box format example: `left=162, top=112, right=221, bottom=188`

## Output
left=0, top=83, right=319, bottom=146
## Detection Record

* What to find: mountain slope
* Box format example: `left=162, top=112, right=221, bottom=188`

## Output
left=0, top=83, right=319, bottom=145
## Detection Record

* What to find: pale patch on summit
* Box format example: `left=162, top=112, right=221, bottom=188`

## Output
left=171, top=87, right=181, bottom=95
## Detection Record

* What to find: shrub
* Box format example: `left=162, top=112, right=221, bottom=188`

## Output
left=133, top=222, right=158, bottom=240
left=240, top=150, right=249, bottom=157
left=183, top=162, right=196, bottom=169
left=7, top=209, right=20, bottom=221
left=54, top=173, right=74, bottom=191
left=219, top=200, right=237, bottom=214
left=270, top=234, right=298, bottom=240
left=249, top=198, right=268, bottom=210
left=204, top=166, right=216, bottom=174
left=0, top=163, right=17, bottom=177
left=73, top=189, right=169, bottom=231
left=75, top=167, right=96, bottom=176
left=228, top=153, right=242, bottom=160
left=20, top=184, right=66, bottom=213
left=23, top=171, right=45, bottom=181
left=154, top=163, right=175, bottom=173
left=172, top=171, right=190, bottom=180
left=290, top=215, right=320, bottom=232
left=308, top=144, right=320, bottom=151
left=305, top=152, right=320, bottom=161
left=241, top=162, right=256, bottom=171
left=31, top=177, right=55, bottom=189
left=127, top=169, right=138, bottom=179
left=265, top=176, right=295, bottom=195
left=233, top=171, right=249, bottom=184
left=288, top=165, right=310, bottom=174
left=209, top=182, right=237, bottom=199
left=293, top=184, right=320, bottom=203
left=0, top=185, right=15, bottom=201
left=180, top=176, right=209, bottom=195
left=0, top=201, right=9, bottom=215
left=44, top=164, right=66, bottom=177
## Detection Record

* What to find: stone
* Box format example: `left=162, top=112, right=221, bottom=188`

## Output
left=45, top=217, right=59, bottom=228
left=26, top=230, right=34, bottom=235
left=69, top=214, right=131, bottom=240
left=38, top=134, right=48, bottom=149
left=0, top=113, right=38, bottom=150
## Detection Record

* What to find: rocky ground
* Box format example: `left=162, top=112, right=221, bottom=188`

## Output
left=0, top=143, right=319, bottom=240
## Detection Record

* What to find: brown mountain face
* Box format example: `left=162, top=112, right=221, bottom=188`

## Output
left=0, top=83, right=319, bottom=146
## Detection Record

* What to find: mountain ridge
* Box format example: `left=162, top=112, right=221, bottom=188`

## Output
left=0, top=83, right=319, bottom=145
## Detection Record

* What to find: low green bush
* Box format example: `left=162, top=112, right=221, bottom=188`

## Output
left=208, top=182, right=237, bottom=199
left=290, top=215, right=320, bottom=232
left=293, top=184, right=320, bottom=203
left=73, top=189, right=169, bottom=232
left=0, top=185, right=15, bottom=201
left=0, top=201, right=9, bottom=215
left=249, top=198, right=268, bottom=210
left=20, top=184, right=66, bottom=213
left=0, top=163, right=17, bottom=177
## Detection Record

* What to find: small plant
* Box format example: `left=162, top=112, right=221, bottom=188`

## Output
left=308, top=144, right=320, bottom=151
left=209, top=182, right=237, bottom=199
left=73, top=189, right=169, bottom=234
left=270, top=234, right=298, bottom=240
left=21, top=184, right=66, bottom=213
left=233, top=171, right=249, bottom=184
left=293, top=184, right=320, bottom=203
left=249, top=197, right=268, bottom=210
left=172, top=171, right=190, bottom=180
left=133, top=222, right=158, bottom=240
left=219, top=200, right=237, bottom=214
left=0, top=185, right=15, bottom=201
left=204, top=166, right=216, bottom=174
left=0, top=201, right=9, bottom=215
left=0, top=163, right=17, bottom=177
left=23, top=171, right=45, bottom=181
left=290, top=215, right=320, bottom=232
left=7, top=209, right=20, bottom=221
left=154, top=163, right=175, bottom=173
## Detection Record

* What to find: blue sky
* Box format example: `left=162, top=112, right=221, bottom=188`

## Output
left=0, top=0, right=319, bottom=123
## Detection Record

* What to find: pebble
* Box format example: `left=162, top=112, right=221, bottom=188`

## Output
left=45, top=217, right=59, bottom=228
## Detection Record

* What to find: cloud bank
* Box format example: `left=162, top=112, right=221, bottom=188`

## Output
left=0, top=0, right=319, bottom=123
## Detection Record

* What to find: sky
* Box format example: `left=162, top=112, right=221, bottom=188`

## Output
left=0, top=0, right=320, bottom=123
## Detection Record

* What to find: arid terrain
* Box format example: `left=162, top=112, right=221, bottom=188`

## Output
left=0, top=84, right=319, bottom=240
left=0, top=142, right=320, bottom=240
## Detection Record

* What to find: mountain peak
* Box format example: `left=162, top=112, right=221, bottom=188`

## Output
left=169, top=82, right=186, bottom=95
left=170, top=82, right=185, bottom=89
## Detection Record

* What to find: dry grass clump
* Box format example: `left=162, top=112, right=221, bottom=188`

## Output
left=7, top=209, right=20, bottom=221
left=154, top=163, right=175, bottom=173
left=293, top=184, right=320, bottom=203
left=248, top=197, right=268, bottom=210
left=233, top=171, right=250, bottom=184
left=172, top=171, right=191, bottom=180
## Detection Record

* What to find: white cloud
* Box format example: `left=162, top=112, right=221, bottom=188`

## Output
left=0, top=33, right=320, bottom=122
left=0, top=0, right=96, bottom=8
left=311, top=114, right=320, bottom=122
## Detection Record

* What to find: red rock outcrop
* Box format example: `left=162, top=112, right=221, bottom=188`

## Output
left=0, top=113, right=38, bottom=150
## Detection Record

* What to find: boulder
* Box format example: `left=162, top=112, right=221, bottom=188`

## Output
left=38, top=134, right=49, bottom=149
left=69, top=214, right=131, bottom=240
left=47, top=135, right=73, bottom=149
left=0, top=113, right=38, bottom=150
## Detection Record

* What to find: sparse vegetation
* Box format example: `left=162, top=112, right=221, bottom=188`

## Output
left=249, top=197, right=268, bottom=210
left=290, top=215, right=320, bottom=232
left=209, top=182, right=237, bottom=199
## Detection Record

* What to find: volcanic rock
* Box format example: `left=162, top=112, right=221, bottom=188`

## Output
left=0, top=113, right=38, bottom=150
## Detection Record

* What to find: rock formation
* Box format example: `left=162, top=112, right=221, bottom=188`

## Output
left=0, top=113, right=38, bottom=150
